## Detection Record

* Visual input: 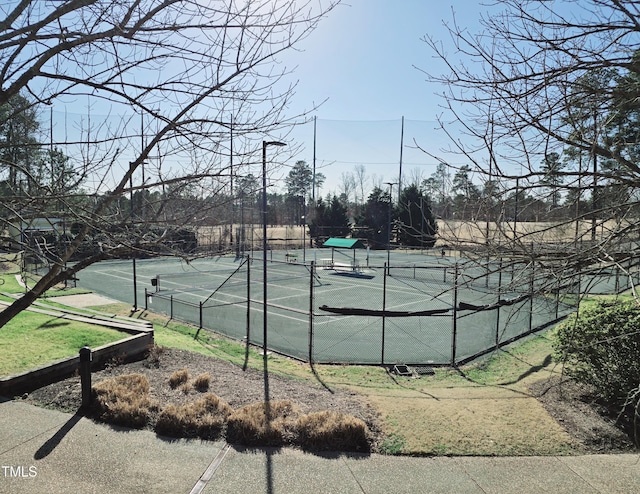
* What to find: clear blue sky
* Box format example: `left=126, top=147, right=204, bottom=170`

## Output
left=45, top=1, right=491, bottom=198
left=277, top=0, right=490, bottom=197
left=287, top=0, right=485, bottom=120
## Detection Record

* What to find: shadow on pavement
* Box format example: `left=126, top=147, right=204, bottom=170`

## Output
left=34, top=410, right=83, bottom=460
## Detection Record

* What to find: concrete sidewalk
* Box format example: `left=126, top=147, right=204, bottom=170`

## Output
left=1, top=399, right=639, bottom=494
left=47, top=293, right=120, bottom=308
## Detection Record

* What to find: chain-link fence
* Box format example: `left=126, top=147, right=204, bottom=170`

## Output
left=137, top=254, right=640, bottom=366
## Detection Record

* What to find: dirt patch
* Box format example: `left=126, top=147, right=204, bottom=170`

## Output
left=23, top=348, right=382, bottom=449
left=529, top=376, right=637, bottom=453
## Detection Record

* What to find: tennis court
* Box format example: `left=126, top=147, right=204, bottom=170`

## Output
left=72, top=247, right=595, bottom=365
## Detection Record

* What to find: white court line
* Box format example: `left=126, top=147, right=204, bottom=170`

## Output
left=312, top=271, right=451, bottom=299
left=93, top=268, right=447, bottom=312
left=158, top=286, right=311, bottom=324
left=82, top=269, right=137, bottom=283
left=204, top=298, right=310, bottom=324
left=91, top=263, right=449, bottom=324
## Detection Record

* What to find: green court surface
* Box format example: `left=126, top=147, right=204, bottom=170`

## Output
left=73, top=249, right=579, bottom=365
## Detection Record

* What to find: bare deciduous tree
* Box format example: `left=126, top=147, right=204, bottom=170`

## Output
left=0, top=0, right=338, bottom=328
left=337, top=170, right=355, bottom=207
left=423, top=0, right=640, bottom=285
left=353, top=163, right=368, bottom=215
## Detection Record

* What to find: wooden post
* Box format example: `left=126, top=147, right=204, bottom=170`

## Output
left=79, top=346, right=92, bottom=410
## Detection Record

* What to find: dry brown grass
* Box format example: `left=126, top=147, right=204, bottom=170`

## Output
left=226, top=400, right=301, bottom=447
left=193, top=372, right=211, bottom=391
left=168, top=368, right=190, bottom=388
left=438, top=219, right=595, bottom=244
left=368, top=389, right=575, bottom=455
left=155, top=393, right=233, bottom=440
left=92, top=370, right=373, bottom=450
left=92, top=374, right=156, bottom=429
left=297, top=411, right=370, bottom=452
left=82, top=361, right=376, bottom=451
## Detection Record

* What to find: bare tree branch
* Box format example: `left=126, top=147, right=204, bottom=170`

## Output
left=0, top=0, right=339, bottom=328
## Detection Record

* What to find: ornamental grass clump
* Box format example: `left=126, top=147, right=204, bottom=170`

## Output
left=296, top=411, right=370, bottom=452
left=168, top=368, right=190, bottom=389
left=193, top=372, right=211, bottom=391
left=92, top=374, right=155, bottom=429
left=155, top=393, right=232, bottom=440
left=226, top=400, right=300, bottom=447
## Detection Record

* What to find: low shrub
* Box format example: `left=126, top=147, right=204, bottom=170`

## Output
left=155, top=393, right=232, bottom=439
left=296, top=411, right=370, bottom=452
left=92, top=374, right=155, bottom=428
left=226, top=400, right=300, bottom=447
left=553, top=300, right=640, bottom=409
left=168, top=368, right=190, bottom=389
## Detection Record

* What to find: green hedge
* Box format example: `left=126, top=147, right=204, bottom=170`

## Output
left=553, top=300, right=640, bottom=407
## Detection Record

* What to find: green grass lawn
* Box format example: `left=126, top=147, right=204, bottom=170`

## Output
left=0, top=272, right=27, bottom=293
left=0, top=259, right=90, bottom=297
left=0, top=311, right=127, bottom=376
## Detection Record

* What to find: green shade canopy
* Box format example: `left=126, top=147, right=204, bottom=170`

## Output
left=322, top=238, right=365, bottom=249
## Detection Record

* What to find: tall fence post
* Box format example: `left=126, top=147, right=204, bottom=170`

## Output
left=246, top=255, right=251, bottom=345
left=195, top=301, right=203, bottom=339
left=529, top=268, right=535, bottom=331
left=243, top=255, right=251, bottom=370
left=577, top=272, right=581, bottom=297
left=144, top=288, right=148, bottom=311
left=309, top=261, right=315, bottom=364
left=170, top=295, right=173, bottom=320
left=495, top=258, right=503, bottom=346
left=451, top=263, right=459, bottom=366
left=381, top=262, right=387, bottom=365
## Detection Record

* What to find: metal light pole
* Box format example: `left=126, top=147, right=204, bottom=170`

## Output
left=262, top=140, right=286, bottom=355
left=385, top=182, right=397, bottom=267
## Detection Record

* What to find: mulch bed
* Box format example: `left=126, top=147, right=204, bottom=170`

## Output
left=23, top=347, right=382, bottom=448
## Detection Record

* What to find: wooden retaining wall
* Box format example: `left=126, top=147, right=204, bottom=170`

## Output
left=0, top=325, right=154, bottom=397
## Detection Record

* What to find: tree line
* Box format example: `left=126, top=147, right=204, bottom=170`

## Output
left=277, top=160, right=438, bottom=249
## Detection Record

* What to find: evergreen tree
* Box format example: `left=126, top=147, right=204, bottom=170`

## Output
left=0, top=94, right=40, bottom=194
left=396, top=184, right=437, bottom=247
left=308, top=194, right=349, bottom=245
left=539, top=152, right=566, bottom=209
left=451, top=165, right=480, bottom=220
left=361, top=187, right=391, bottom=249
left=285, top=160, right=325, bottom=225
